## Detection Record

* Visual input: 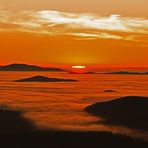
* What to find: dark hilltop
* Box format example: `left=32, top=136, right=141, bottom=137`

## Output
left=103, top=71, right=148, bottom=75
left=0, top=63, right=65, bottom=71
left=0, top=107, right=148, bottom=148
left=15, top=75, right=79, bottom=82
left=85, top=96, right=148, bottom=130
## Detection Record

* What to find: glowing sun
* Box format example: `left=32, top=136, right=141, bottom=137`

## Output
left=72, top=65, right=86, bottom=69
left=70, top=65, right=87, bottom=74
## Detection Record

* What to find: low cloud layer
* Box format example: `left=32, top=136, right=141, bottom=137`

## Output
left=0, top=9, right=148, bottom=41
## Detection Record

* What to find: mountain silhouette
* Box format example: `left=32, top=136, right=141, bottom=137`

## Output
left=0, top=105, right=148, bottom=147
left=0, top=64, right=65, bottom=71
left=85, top=96, right=148, bottom=130
left=0, top=107, right=147, bottom=148
left=15, top=75, right=79, bottom=82
left=104, top=71, right=148, bottom=75
left=0, top=108, right=35, bottom=134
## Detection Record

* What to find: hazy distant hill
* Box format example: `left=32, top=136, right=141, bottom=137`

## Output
left=15, top=75, right=78, bottom=82
left=104, top=71, right=148, bottom=75
left=0, top=64, right=65, bottom=71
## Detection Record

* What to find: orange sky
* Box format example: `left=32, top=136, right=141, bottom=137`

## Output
left=1, top=0, right=148, bottom=17
left=0, top=1, right=148, bottom=67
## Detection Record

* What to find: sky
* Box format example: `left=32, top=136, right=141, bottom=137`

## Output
left=0, top=0, right=148, bottom=67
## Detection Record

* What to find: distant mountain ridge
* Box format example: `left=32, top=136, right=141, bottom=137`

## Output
left=0, top=64, right=65, bottom=71
left=104, top=71, right=148, bottom=75
left=15, top=75, right=78, bottom=82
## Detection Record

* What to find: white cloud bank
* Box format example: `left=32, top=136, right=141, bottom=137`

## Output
left=0, top=9, right=148, bottom=41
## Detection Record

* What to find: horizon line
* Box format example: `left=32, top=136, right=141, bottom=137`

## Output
left=1, top=63, right=148, bottom=69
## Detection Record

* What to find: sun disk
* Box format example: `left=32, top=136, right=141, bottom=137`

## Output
left=70, top=65, right=88, bottom=74
left=72, top=65, right=86, bottom=69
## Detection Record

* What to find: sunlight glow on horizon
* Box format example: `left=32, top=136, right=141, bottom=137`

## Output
left=0, top=8, right=147, bottom=67
left=72, top=66, right=86, bottom=69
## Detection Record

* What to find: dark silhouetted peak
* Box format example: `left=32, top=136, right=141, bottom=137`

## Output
left=104, top=90, right=116, bottom=92
left=15, top=75, right=79, bottom=82
left=85, top=96, right=148, bottom=130
left=104, top=71, right=148, bottom=75
left=0, top=108, right=35, bottom=134
left=0, top=63, right=65, bottom=71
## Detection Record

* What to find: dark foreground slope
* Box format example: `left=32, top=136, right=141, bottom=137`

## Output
left=1, top=131, right=148, bottom=148
left=85, top=96, right=148, bottom=130
left=0, top=109, right=35, bottom=134
left=0, top=107, right=148, bottom=148
left=15, top=75, right=78, bottom=82
left=0, top=64, right=65, bottom=71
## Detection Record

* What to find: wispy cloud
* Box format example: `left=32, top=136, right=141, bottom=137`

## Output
left=0, top=9, right=148, bottom=41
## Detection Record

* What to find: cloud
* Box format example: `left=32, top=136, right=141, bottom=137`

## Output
left=0, top=9, right=148, bottom=41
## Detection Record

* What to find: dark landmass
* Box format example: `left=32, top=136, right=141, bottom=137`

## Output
left=0, top=108, right=35, bottom=134
left=104, top=71, right=148, bottom=75
left=104, top=90, right=116, bottom=92
left=85, top=96, right=148, bottom=130
left=86, top=71, right=96, bottom=74
left=0, top=64, right=65, bottom=71
left=68, top=71, right=97, bottom=74
left=0, top=108, right=148, bottom=148
left=2, top=131, right=148, bottom=148
left=15, top=75, right=79, bottom=82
